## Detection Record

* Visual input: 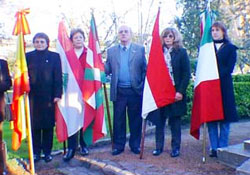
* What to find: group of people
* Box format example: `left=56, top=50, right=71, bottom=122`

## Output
left=0, top=21, right=238, bottom=163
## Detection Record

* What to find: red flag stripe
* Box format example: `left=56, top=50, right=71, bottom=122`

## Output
left=190, top=79, right=224, bottom=139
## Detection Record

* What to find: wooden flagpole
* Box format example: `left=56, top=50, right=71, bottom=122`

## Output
left=202, top=123, right=207, bottom=163
left=140, top=119, right=147, bottom=159
left=103, top=83, right=113, bottom=149
left=24, top=94, right=35, bottom=174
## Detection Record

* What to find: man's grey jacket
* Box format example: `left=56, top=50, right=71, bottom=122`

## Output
left=105, top=43, right=147, bottom=101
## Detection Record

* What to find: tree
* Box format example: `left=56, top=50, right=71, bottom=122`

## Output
left=175, top=0, right=207, bottom=59
left=218, top=0, right=250, bottom=69
left=176, top=0, right=250, bottom=73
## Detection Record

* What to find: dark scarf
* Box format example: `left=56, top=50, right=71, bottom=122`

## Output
left=213, top=38, right=227, bottom=44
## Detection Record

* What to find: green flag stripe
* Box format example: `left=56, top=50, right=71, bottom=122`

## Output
left=95, top=88, right=103, bottom=109
left=84, top=68, right=106, bottom=82
left=200, top=11, right=213, bottom=46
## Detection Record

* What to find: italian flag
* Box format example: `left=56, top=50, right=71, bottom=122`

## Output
left=190, top=10, right=224, bottom=139
left=11, top=9, right=31, bottom=151
left=142, top=9, right=176, bottom=119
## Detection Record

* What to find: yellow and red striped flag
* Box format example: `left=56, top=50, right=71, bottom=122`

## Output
left=11, top=9, right=31, bottom=151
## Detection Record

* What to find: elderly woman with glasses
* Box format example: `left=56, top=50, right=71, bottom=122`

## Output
left=26, top=33, right=62, bottom=163
left=151, top=27, right=190, bottom=157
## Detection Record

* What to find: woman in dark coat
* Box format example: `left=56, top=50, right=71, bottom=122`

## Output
left=208, top=22, right=238, bottom=157
left=0, top=57, right=12, bottom=122
left=26, top=33, right=62, bottom=162
left=152, top=28, right=190, bottom=157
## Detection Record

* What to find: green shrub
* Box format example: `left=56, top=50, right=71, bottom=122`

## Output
left=234, top=82, right=250, bottom=118
left=182, top=77, right=250, bottom=123
left=233, top=74, right=250, bottom=82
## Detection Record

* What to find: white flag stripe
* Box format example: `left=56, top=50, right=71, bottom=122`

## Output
left=56, top=41, right=84, bottom=137
left=86, top=92, right=96, bottom=109
left=96, top=41, right=101, bottom=54
left=194, top=42, right=219, bottom=88
left=142, top=78, right=157, bottom=119
left=86, top=47, right=94, bottom=67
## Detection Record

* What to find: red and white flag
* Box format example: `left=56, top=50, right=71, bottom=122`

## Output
left=142, top=9, right=176, bottom=119
left=55, top=21, right=86, bottom=142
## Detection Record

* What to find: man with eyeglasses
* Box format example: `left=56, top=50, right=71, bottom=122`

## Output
left=26, top=33, right=62, bottom=163
left=105, top=25, right=147, bottom=156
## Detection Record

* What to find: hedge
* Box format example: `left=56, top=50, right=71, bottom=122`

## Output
left=233, top=74, right=250, bottom=82
left=182, top=76, right=250, bottom=123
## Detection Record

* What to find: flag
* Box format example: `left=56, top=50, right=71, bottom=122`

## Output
left=55, top=21, right=84, bottom=142
left=11, top=9, right=31, bottom=151
left=142, top=9, right=176, bottom=119
left=83, top=14, right=107, bottom=143
left=190, top=9, right=224, bottom=139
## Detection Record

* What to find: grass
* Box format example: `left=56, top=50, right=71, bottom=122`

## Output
left=3, top=86, right=114, bottom=159
left=3, top=122, right=64, bottom=159
left=2, top=85, right=134, bottom=160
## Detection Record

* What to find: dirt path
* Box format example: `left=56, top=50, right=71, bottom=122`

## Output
left=8, top=120, right=250, bottom=175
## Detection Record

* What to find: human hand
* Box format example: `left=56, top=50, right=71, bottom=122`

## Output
left=54, top=97, right=60, bottom=103
left=175, top=92, right=183, bottom=102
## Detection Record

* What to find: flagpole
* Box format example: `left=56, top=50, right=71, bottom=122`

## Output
left=24, top=93, right=35, bottom=174
left=202, top=123, right=207, bottom=163
left=103, top=83, right=113, bottom=149
left=0, top=121, right=4, bottom=174
left=139, top=119, right=147, bottom=159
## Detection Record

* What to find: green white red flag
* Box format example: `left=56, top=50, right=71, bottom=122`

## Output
left=190, top=9, right=224, bottom=139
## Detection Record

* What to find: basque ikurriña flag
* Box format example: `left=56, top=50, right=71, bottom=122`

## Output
left=190, top=9, right=224, bottom=139
left=82, top=14, right=107, bottom=143
left=142, top=9, right=176, bottom=119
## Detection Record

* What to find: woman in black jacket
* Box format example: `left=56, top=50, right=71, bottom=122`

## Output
left=0, top=57, right=12, bottom=122
left=26, top=33, right=62, bottom=163
left=152, top=28, right=190, bottom=157
left=208, top=22, right=238, bottom=157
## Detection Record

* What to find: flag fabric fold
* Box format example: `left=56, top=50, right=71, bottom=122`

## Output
left=83, top=14, right=107, bottom=143
left=142, top=9, right=176, bottom=119
left=190, top=10, right=224, bottom=139
left=11, top=10, right=31, bottom=151
left=56, top=17, right=106, bottom=143
left=56, top=21, right=84, bottom=142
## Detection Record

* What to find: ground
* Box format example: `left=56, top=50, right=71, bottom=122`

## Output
left=6, top=120, right=250, bottom=175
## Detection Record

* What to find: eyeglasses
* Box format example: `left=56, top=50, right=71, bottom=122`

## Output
left=119, top=30, right=129, bottom=34
left=34, top=40, right=46, bottom=44
left=163, top=34, right=174, bottom=38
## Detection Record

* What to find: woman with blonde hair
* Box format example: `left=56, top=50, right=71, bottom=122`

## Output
left=152, top=27, right=190, bottom=157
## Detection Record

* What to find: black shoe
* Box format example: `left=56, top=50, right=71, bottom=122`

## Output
left=209, top=149, right=217, bottom=157
left=44, top=155, right=53, bottom=163
left=152, top=149, right=162, bottom=156
left=80, top=147, right=89, bottom=156
left=63, top=149, right=75, bottom=162
left=111, top=149, right=124, bottom=156
left=34, top=154, right=41, bottom=163
left=170, top=149, right=180, bottom=157
left=131, top=148, right=140, bottom=154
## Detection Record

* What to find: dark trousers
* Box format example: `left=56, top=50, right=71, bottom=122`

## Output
left=68, top=129, right=87, bottom=150
left=113, top=87, right=142, bottom=150
left=32, top=128, right=54, bottom=156
left=155, top=108, right=181, bottom=151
